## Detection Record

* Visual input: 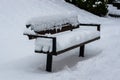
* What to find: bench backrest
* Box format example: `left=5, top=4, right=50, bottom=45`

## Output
left=26, top=13, right=79, bottom=35
left=26, top=23, right=79, bottom=35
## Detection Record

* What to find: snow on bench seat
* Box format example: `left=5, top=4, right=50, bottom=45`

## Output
left=35, top=28, right=100, bottom=52
left=26, top=13, right=79, bottom=32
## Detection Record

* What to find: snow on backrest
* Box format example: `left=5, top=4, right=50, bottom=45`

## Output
left=26, top=13, right=79, bottom=32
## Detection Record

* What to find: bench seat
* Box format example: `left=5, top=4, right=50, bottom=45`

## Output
left=35, top=27, right=100, bottom=53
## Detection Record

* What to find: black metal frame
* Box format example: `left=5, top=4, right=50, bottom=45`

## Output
left=46, top=54, right=53, bottom=72
left=79, top=45, right=85, bottom=57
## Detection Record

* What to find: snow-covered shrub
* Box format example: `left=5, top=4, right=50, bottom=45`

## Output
left=65, top=0, right=108, bottom=16
left=108, top=0, right=115, bottom=4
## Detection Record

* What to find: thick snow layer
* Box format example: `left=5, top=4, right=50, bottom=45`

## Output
left=24, top=28, right=36, bottom=35
left=0, top=0, right=120, bottom=80
left=109, top=10, right=120, bottom=15
left=35, top=28, right=100, bottom=52
left=27, top=13, right=79, bottom=32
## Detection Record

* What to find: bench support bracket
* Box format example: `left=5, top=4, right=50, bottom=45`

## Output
left=79, top=45, right=85, bottom=57
left=46, top=54, right=53, bottom=72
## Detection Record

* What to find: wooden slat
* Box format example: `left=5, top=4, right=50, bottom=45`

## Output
left=35, top=25, right=79, bottom=35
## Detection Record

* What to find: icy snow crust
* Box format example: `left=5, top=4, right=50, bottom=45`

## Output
left=27, top=13, right=79, bottom=32
left=35, top=28, right=100, bottom=52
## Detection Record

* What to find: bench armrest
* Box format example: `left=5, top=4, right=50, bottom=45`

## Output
left=79, top=23, right=101, bottom=31
left=35, top=35, right=57, bottom=55
left=24, top=33, right=56, bottom=39
left=24, top=34, right=57, bottom=54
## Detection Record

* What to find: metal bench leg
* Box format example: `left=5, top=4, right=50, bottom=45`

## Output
left=46, top=54, right=53, bottom=72
left=79, top=45, right=85, bottom=57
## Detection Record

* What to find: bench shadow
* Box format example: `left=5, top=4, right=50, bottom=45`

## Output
left=39, top=48, right=102, bottom=72
left=25, top=48, right=102, bottom=73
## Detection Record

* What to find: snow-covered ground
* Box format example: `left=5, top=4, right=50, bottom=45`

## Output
left=0, top=0, right=120, bottom=80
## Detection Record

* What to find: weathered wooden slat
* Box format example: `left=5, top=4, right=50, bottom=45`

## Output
left=33, top=24, right=79, bottom=35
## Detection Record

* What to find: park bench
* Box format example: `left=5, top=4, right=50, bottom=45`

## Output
left=24, top=14, right=100, bottom=72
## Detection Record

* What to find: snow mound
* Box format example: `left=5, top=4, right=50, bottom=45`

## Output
left=26, top=12, right=79, bottom=32
left=108, top=5, right=120, bottom=15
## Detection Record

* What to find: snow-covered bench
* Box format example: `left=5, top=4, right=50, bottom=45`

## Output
left=24, top=13, right=100, bottom=72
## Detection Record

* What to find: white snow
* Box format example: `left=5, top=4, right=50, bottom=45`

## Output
left=27, top=13, right=79, bottom=32
left=115, top=0, right=120, bottom=3
left=95, top=1, right=102, bottom=5
left=108, top=5, right=120, bottom=15
left=24, top=28, right=36, bottom=35
left=35, top=28, right=100, bottom=52
left=0, top=0, right=120, bottom=80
